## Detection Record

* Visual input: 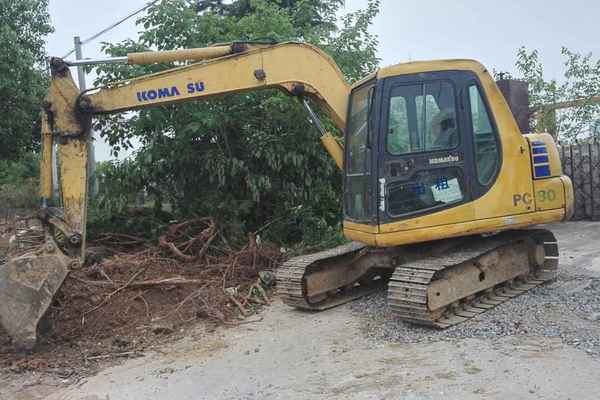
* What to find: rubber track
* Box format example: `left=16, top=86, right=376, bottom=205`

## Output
left=388, top=229, right=559, bottom=328
left=277, top=241, right=385, bottom=310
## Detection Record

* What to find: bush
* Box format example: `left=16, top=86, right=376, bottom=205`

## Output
left=0, top=179, right=38, bottom=209
left=0, top=153, right=40, bottom=209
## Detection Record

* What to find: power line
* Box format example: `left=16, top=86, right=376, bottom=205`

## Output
left=62, top=0, right=161, bottom=59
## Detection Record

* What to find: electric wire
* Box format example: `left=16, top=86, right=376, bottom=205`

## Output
left=62, top=0, right=161, bottom=58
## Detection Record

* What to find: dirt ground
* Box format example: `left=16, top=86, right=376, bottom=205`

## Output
left=2, top=221, right=600, bottom=400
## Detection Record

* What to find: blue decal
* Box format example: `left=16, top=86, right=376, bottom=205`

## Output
left=187, top=81, right=205, bottom=94
left=531, top=140, right=545, bottom=146
left=434, top=177, right=450, bottom=191
left=532, top=146, right=548, bottom=155
left=136, top=82, right=205, bottom=102
left=137, top=86, right=181, bottom=102
left=533, top=155, right=549, bottom=164
left=534, top=165, right=551, bottom=178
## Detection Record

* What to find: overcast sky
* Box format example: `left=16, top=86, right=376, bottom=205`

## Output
left=46, top=0, right=600, bottom=161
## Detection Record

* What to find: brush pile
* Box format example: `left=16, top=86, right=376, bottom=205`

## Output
left=0, top=213, right=41, bottom=262
left=56, top=217, right=283, bottom=339
left=1, top=217, right=284, bottom=374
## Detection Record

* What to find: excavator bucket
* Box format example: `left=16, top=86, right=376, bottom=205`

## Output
left=0, top=239, right=71, bottom=350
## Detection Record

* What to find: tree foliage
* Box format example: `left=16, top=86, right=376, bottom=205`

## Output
left=0, top=0, right=53, bottom=160
left=500, top=47, right=600, bottom=141
left=0, top=152, right=39, bottom=185
left=92, top=0, right=380, bottom=246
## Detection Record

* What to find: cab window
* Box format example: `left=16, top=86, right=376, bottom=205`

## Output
left=387, top=96, right=409, bottom=154
left=387, top=168, right=465, bottom=216
left=468, top=85, right=499, bottom=185
left=387, top=81, right=458, bottom=155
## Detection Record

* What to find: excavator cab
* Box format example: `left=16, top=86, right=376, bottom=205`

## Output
left=345, top=71, right=496, bottom=226
left=342, top=62, right=573, bottom=247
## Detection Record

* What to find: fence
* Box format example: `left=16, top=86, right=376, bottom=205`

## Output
left=559, top=141, right=600, bottom=221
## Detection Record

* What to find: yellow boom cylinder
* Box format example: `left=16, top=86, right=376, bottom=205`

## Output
left=127, top=45, right=238, bottom=65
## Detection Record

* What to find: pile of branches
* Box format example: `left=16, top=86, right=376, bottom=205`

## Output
left=50, top=218, right=284, bottom=343
left=0, top=214, right=43, bottom=260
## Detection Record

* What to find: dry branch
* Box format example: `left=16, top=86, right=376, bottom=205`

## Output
left=83, top=266, right=148, bottom=318
left=52, top=217, right=284, bottom=343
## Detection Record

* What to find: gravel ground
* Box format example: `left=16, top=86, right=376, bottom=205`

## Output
left=352, top=266, right=600, bottom=356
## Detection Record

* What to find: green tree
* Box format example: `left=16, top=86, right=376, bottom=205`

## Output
left=0, top=0, right=53, bottom=160
left=92, top=0, right=380, bottom=246
left=502, top=47, right=600, bottom=141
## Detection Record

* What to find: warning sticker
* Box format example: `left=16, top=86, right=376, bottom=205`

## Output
left=431, top=177, right=462, bottom=203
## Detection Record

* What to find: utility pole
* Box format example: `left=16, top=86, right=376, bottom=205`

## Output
left=74, top=36, right=86, bottom=90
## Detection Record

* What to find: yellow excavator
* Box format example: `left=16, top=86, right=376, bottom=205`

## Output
left=0, top=41, right=573, bottom=349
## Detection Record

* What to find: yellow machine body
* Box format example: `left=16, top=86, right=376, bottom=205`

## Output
left=0, top=41, right=574, bottom=349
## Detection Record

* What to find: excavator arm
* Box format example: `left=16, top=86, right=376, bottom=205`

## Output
left=2, top=42, right=351, bottom=349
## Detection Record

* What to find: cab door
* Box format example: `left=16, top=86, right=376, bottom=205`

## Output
left=377, top=71, right=490, bottom=225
